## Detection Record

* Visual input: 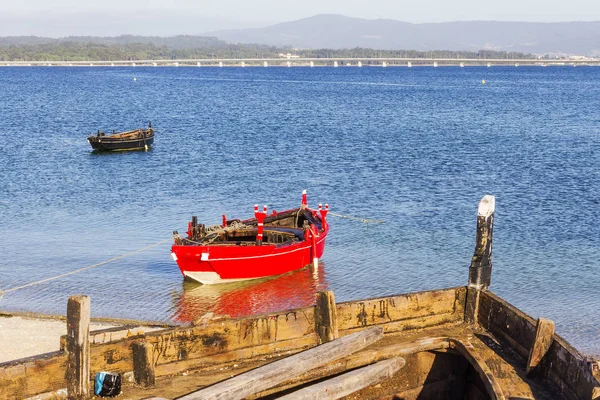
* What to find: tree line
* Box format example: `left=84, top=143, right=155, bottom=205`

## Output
left=0, top=35, right=537, bottom=62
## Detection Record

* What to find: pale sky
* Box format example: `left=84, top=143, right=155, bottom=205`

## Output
left=1, top=0, right=599, bottom=36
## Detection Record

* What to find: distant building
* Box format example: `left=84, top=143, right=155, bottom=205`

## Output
left=278, top=53, right=300, bottom=59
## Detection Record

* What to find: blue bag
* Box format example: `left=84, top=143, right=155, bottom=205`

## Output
left=94, top=371, right=121, bottom=397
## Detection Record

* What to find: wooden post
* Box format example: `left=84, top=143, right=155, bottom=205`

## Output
left=66, top=295, right=91, bottom=399
left=133, top=341, right=156, bottom=387
left=526, top=318, right=555, bottom=376
left=315, top=290, right=339, bottom=344
left=465, top=195, right=495, bottom=324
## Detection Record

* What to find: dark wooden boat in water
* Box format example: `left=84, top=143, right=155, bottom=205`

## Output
left=87, top=124, right=154, bottom=151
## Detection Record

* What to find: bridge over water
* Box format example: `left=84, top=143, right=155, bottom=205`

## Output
left=1, top=58, right=597, bottom=67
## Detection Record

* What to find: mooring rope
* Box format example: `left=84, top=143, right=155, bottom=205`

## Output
left=327, top=212, right=385, bottom=224
left=0, top=238, right=172, bottom=297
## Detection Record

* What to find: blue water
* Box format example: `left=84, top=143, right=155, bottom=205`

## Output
left=0, top=66, right=598, bottom=355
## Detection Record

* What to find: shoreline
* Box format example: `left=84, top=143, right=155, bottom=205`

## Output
left=0, top=311, right=172, bottom=364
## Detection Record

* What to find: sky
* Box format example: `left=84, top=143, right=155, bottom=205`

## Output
left=1, top=0, right=600, bottom=37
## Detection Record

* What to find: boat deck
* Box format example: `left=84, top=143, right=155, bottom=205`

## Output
left=118, top=322, right=561, bottom=399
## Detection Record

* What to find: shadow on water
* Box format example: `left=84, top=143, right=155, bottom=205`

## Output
left=170, top=266, right=329, bottom=324
left=89, top=147, right=154, bottom=155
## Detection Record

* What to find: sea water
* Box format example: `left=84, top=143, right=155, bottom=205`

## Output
left=0, top=65, right=598, bottom=355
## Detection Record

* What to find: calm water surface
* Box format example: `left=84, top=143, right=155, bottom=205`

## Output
left=0, top=66, right=598, bottom=355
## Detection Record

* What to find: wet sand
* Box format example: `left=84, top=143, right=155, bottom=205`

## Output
left=0, top=314, right=118, bottom=363
left=0, top=312, right=167, bottom=364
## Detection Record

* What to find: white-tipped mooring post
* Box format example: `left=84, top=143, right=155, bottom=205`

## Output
left=66, top=295, right=91, bottom=399
left=465, top=195, right=495, bottom=324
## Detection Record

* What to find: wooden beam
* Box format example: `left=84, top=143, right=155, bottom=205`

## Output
left=336, top=287, right=464, bottom=331
left=178, top=326, right=384, bottom=400
left=314, top=290, right=339, bottom=344
left=277, top=357, right=405, bottom=399
left=526, top=318, right=555, bottom=375
left=133, top=341, right=156, bottom=387
left=465, top=195, right=495, bottom=324
left=66, top=295, right=91, bottom=399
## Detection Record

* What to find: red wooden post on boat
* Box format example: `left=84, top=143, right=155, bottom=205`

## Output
left=310, top=224, right=319, bottom=271
left=255, top=204, right=267, bottom=245
left=302, top=189, right=307, bottom=208
left=319, top=203, right=329, bottom=228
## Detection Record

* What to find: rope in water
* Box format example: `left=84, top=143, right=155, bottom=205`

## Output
left=327, top=212, right=385, bottom=224
left=0, top=238, right=172, bottom=297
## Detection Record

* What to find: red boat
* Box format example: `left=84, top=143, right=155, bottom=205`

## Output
left=170, top=190, right=329, bottom=284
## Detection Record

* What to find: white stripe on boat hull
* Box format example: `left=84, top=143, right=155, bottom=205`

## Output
left=184, top=271, right=255, bottom=285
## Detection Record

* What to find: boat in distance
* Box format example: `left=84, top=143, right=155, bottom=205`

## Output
left=87, top=123, right=154, bottom=151
left=170, top=190, right=329, bottom=284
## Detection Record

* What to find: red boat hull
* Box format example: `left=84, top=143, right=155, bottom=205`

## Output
left=171, top=225, right=328, bottom=284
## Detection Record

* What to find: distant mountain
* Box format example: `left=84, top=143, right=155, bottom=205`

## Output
left=0, top=35, right=227, bottom=49
left=210, top=14, right=600, bottom=55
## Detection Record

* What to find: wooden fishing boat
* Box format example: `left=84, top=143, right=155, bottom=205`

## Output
left=87, top=124, right=154, bottom=151
left=170, top=190, right=329, bottom=284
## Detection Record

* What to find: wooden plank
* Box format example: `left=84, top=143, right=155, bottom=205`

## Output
left=155, top=335, right=317, bottom=378
left=277, top=357, right=405, bottom=399
left=66, top=295, right=91, bottom=399
left=87, top=307, right=315, bottom=373
left=0, top=352, right=67, bottom=400
left=526, top=318, right=555, bottom=375
left=178, top=326, right=384, bottom=400
left=477, top=291, right=537, bottom=359
left=336, top=288, right=463, bottom=331
left=314, top=290, right=339, bottom=344
left=234, top=337, right=452, bottom=399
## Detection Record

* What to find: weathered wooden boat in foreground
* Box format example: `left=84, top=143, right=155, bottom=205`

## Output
left=1, top=195, right=599, bottom=400
left=171, top=190, right=329, bottom=284
left=87, top=124, right=154, bottom=151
